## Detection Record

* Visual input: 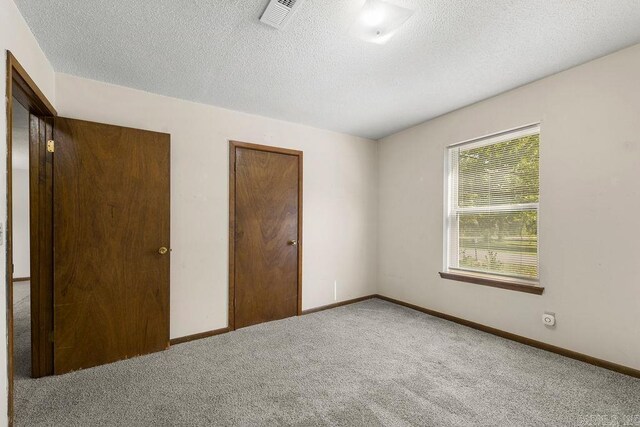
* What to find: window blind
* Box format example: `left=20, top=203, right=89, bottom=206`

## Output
left=446, top=125, right=540, bottom=281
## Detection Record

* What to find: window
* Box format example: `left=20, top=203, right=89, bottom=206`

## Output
left=444, top=124, right=540, bottom=290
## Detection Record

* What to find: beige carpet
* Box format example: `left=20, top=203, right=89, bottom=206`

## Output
left=14, top=297, right=640, bottom=426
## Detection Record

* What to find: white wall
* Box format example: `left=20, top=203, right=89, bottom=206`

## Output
left=12, top=101, right=31, bottom=279
left=378, top=43, right=640, bottom=370
left=55, top=73, right=379, bottom=339
left=3, top=4, right=639, bottom=427
left=11, top=169, right=29, bottom=278
left=1, top=0, right=56, bottom=424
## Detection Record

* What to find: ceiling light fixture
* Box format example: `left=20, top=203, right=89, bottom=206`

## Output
left=349, top=0, right=414, bottom=45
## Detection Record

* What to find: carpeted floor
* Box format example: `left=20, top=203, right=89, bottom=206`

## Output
left=14, top=296, right=640, bottom=426
left=13, top=281, right=31, bottom=381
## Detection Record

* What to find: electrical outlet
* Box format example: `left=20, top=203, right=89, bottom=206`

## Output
left=542, top=312, right=556, bottom=327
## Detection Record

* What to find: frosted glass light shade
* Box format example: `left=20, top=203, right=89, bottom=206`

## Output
left=349, top=0, right=414, bottom=44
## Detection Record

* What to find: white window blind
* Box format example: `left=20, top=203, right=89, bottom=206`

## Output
left=446, top=124, right=540, bottom=282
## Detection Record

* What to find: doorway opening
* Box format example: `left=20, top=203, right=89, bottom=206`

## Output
left=6, top=51, right=57, bottom=424
left=11, top=97, right=32, bottom=382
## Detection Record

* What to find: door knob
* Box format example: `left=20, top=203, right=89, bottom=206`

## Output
left=158, top=247, right=169, bottom=255
left=288, top=240, right=298, bottom=246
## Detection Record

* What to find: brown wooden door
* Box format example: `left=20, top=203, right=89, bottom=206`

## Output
left=29, top=114, right=55, bottom=378
left=232, top=143, right=302, bottom=329
left=53, top=117, right=170, bottom=374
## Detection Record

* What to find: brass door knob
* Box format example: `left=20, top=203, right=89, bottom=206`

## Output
left=158, top=247, right=169, bottom=255
left=288, top=240, right=298, bottom=246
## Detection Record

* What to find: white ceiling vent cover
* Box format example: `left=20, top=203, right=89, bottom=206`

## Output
left=260, top=0, right=302, bottom=29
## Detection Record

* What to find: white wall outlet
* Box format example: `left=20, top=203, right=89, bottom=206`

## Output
left=542, top=312, right=556, bottom=326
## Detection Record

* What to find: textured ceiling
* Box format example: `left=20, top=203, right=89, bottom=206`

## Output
left=14, top=0, right=640, bottom=139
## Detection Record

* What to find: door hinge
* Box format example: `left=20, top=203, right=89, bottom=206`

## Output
left=47, top=140, right=55, bottom=153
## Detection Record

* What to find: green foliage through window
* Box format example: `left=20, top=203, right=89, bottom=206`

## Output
left=447, top=129, right=539, bottom=280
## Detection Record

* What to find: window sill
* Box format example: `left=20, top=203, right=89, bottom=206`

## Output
left=438, top=271, right=544, bottom=295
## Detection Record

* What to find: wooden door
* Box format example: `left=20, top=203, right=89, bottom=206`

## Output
left=29, top=114, right=55, bottom=377
left=53, top=117, right=170, bottom=374
left=231, top=142, right=302, bottom=329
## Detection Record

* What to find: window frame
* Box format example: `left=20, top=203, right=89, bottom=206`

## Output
left=441, top=123, right=543, bottom=294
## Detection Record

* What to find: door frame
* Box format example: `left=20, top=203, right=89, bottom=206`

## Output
left=228, top=141, right=303, bottom=331
left=5, top=51, right=57, bottom=424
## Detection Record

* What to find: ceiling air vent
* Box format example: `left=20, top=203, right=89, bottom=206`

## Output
left=260, top=0, right=302, bottom=29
